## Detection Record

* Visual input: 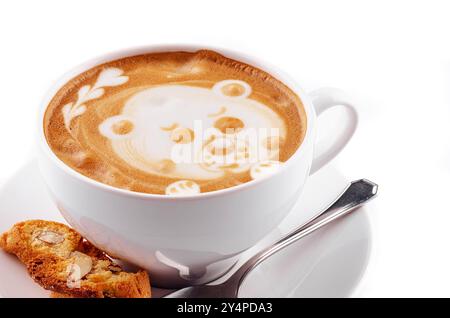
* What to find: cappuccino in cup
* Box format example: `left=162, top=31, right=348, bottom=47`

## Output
left=44, top=50, right=307, bottom=195
left=39, top=46, right=357, bottom=287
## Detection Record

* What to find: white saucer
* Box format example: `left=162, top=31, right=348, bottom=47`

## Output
left=0, top=161, right=372, bottom=298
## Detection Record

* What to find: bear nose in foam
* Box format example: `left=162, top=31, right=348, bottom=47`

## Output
left=214, top=116, right=245, bottom=134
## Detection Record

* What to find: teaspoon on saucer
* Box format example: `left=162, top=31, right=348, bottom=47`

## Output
left=165, top=179, right=378, bottom=298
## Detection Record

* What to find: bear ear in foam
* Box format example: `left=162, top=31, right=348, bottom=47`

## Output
left=165, top=180, right=200, bottom=196
left=213, top=80, right=252, bottom=99
left=99, top=115, right=135, bottom=140
left=250, top=160, right=282, bottom=180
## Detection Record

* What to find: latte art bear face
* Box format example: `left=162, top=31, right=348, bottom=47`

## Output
left=98, top=81, right=286, bottom=184
left=44, top=50, right=306, bottom=195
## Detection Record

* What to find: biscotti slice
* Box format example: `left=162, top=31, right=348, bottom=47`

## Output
left=0, top=220, right=151, bottom=298
left=0, top=220, right=82, bottom=264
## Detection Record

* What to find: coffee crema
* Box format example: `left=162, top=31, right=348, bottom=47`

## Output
left=44, top=50, right=307, bottom=195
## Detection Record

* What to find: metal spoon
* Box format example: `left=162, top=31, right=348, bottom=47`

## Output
left=165, top=179, right=378, bottom=298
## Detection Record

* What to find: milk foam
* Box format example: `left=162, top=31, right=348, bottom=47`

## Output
left=44, top=50, right=307, bottom=194
left=165, top=180, right=200, bottom=196
left=250, top=160, right=281, bottom=180
left=63, top=68, right=128, bottom=130
left=99, top=82, right=286, bottom=180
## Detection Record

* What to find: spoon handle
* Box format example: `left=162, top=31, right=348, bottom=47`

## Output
left=230, top=179, right=378, bottom=288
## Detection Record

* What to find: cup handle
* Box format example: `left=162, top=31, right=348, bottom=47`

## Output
left=308, top=87, right=358, bottom=174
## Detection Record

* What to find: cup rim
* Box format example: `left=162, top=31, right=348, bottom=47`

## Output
left=38, top=44, right=316, bottom=201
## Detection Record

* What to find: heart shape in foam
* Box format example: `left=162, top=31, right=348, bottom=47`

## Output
left=94, top=68, right=129, bottom=88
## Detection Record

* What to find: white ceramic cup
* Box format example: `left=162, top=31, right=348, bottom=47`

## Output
left=37, top=45, right=358, bottom=288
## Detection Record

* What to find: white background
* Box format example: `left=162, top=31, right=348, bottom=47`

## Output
left=1, top=0, right=449, bottom=297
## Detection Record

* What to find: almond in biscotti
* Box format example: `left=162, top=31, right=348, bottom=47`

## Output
left=36, top=230, right=65, bottom=244
left=66, top=251, right=93, bottom=288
